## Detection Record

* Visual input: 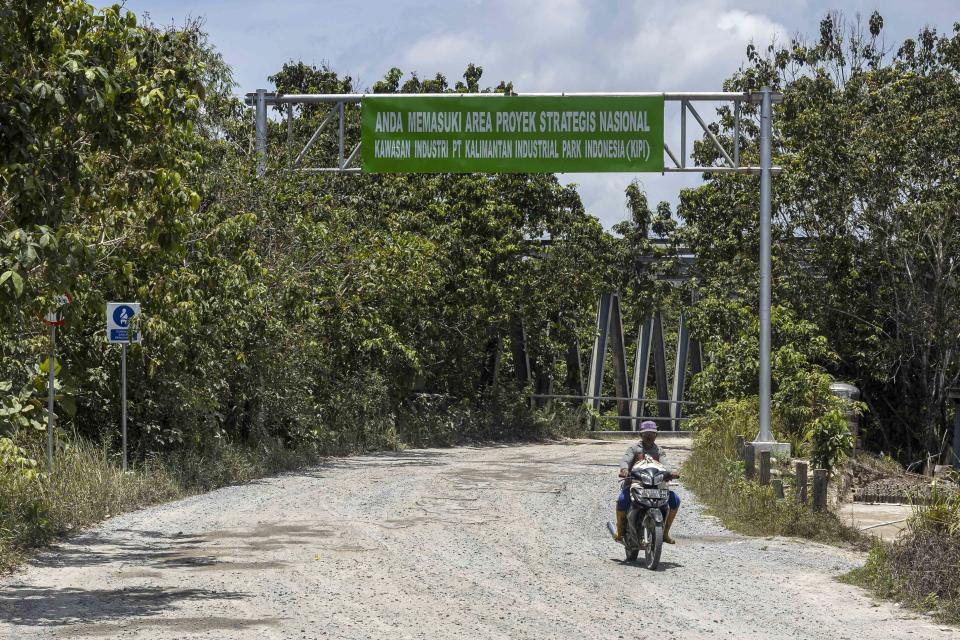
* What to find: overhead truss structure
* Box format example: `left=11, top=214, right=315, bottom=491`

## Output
left=244, top=90, right=782, bottom=177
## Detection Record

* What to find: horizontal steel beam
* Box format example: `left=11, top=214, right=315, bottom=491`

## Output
left=531, top=393, right=697, bottom=405
left=251, top=88, right=784, bottom=176
left=664, top=166, right=783, bottom=175
left=595, top=414, right=693, bottom=421
left=245, top=91, right=778, bottom=105
left=300, top=167, right=362, bottom=174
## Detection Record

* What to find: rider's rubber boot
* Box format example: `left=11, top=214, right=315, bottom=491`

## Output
left=614, top=510, right=627, bottom=542
left=663, top=508, right=678, bottom=544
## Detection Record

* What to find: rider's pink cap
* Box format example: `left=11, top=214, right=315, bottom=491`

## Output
left=639, top=420, right=658, bottom=432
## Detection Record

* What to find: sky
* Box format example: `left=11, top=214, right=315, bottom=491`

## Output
left=122, top=0, right=958, bottom=228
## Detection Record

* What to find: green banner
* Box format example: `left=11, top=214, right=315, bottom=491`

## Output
left=361, top=95, right=664, bottom=173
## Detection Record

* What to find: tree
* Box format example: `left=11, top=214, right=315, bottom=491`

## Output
left=678, top=13, right=960, bottom=462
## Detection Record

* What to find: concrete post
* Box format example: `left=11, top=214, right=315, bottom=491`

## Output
left=759, top=450, right=771, bottom=485
left=812, top=469, right=828, bottom=511
left=771, top=479, right=784, bottom=499
left=830, top=382, right=861, bottom=450
left=795, top=461, right=808, bottom=504
left=744, top=444, right=756, bottom=481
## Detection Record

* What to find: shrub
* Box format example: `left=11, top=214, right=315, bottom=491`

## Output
left=808, top=409, right=854, bottom=473
left=846, top=490, right=960, bottom=623
left=684, top=398, right=863, bottom=545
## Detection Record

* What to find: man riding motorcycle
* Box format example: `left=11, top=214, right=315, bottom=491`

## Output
left=614, top=420, right=681, bottom=544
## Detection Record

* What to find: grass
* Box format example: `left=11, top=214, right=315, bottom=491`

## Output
left=682, top=398, right=864, bottom=546
left=841, top=486, right=960, bottom=623
left=0, top=399, right=587, bottom=573
left=0, top=436, right=322, bottom=573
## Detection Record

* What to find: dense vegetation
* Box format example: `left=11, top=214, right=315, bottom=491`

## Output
left=0, top=2, right=619, bottom=461
left=683, top=398, right=862, bottom=544
left=844, top=488, right=960, bottom=623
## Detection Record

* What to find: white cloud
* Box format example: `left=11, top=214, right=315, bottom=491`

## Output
left=391, top=1, right=788, bottom=224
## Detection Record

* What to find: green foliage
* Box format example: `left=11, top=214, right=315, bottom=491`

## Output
left=841, top=542, right=900, bottom=599
left=807, top=409, right=854, bottom=473
left=687, top=397, right=760, bottom=458
left=0, top=437, right=38, bottom=480
left=679, top=13, right=960, bottom=464
left=687, top=300, right=844, bottom=453
left=0, top=2, right=612, bottom=474
left=684, top=441, right=862, bottom=544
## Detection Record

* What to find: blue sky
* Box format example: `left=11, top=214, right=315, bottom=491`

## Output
left=122, top=0, right=958, bottom=228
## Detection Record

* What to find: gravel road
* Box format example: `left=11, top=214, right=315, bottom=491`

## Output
left=0, top=438, right=954, bottom=639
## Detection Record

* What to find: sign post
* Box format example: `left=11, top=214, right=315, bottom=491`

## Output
left=106, top=302, right=141, bottom=472
left=42, top=293, right=72, bottom=469
left=46, top=322, right=55, bottom=469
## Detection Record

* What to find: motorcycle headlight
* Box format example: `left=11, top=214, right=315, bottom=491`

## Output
left=639, top=468, right=660, bottom=487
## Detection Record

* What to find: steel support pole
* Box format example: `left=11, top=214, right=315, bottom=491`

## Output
left=631, top=318, right=654, bottom=431
left=671, top=312, right=690, bottom=431
left=652, top=313, right=670, bottom=430
left=47, top=325, right=55, bottom=469
left=608, top=295, right=631, bottom=431
left=286, top=103, right=293, bottom=168
left=255, top=88, right=268, bottom=177
left=586, top=294, right=612, bottom=424
left=756, top=86, right=773, bottom=445
left=121, top=343, right=128, bottom=473
left=338, top=101, right=345, bottom=168
left=680, top=100, right=687, bottom=168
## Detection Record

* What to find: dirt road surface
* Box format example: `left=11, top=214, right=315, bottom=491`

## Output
left=0, top=439, right=953, bottom=639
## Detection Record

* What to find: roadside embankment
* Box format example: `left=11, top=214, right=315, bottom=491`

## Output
left=680, top=400, right=864, bottom=546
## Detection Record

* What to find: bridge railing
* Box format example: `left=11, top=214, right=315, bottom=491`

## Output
left=530, top=393, right=698, bottom=432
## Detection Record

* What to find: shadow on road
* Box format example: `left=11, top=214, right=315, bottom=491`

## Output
left=0, top=585, right=245, bottom=627
left=21, top=522, right=333, bottom=573
left=53, top=616, right=284, bottom=638
left=608, top=558, right=684, bottom=571
left=293, top=448, right=453, bottom=476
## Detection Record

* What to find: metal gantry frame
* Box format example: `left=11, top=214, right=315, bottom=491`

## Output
left=246, top=89, right=781, bottom=177
left=246, top=87, right=783, bottom=445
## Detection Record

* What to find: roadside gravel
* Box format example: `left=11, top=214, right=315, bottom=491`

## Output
left=0, top=438, right=953, bottom=639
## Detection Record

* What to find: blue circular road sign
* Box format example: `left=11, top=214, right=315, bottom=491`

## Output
left=113, top=305, right=135, bottom=328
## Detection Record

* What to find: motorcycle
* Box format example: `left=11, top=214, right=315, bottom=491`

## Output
left=607, top=455, right=672, bottom=570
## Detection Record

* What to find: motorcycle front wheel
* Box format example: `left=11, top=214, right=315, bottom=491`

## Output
left=642, top=512, right=663, bottom=570
left=624, top=514, right=640, bottom=561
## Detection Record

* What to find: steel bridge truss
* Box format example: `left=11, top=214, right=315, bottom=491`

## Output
left=245, top=90, right=782, bottom=177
